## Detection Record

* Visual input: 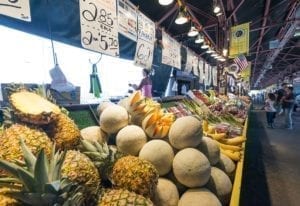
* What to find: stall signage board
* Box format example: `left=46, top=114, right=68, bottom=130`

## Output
left=212, top=66, right=218, bottom=86
left=162, top=31, right=181, bottom=69
left=117, top=0, right=137, bottom=41
left=0, top=0, right=31, bottom=21
left=134, top=11, right=155, bottom=69
left=186, top=49, right=198, bottom=74
left=205, top=63, right=211, bottom=86
left=199, top=59, right=204, bottom=81
left=80, top=0, right=119, bottom=56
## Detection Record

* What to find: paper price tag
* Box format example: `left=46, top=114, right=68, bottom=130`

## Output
left=0, top=0, right=31, bottom=21
left=80, top=0, right=119, bottom=56
left=117, top=0, right=137, bottom=41
left=134, top=38, right=154, bottom=69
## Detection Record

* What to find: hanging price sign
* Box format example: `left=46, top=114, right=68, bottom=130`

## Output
left=199, top=59, right=204, bottom=81
left=80, top=0, right=119, bottom=56
left=162, top=31, right=181, bottom=69
left=117, top=0, right=137, bottom=41
left=0, top=0, right=31, bottom=21
left=212, top=66, right=218, bottom=86
left=186, top=49, right=198, bottom=74
left=134, top=39, right=154, bottom=69
left=205, top=63, right=211, bottom=86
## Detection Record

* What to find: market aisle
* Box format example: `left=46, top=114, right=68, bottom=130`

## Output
left=240, top=107, right=300, bottom=206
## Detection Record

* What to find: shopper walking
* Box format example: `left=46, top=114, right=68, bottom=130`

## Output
left=264, top=93, right=277, bottom=128
left=282, top=86, right=295, bottom=130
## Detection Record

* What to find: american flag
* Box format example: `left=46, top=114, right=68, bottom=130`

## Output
left=233, top=55, right=248, bottom=71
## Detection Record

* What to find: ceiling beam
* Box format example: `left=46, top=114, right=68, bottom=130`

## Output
left=228, top=0, right=238, bottom=25
left=185, top=3, right=217, bottom=22
left=157, top=4, right=178, bottom=25
left=279, top=52, right=300, bottom=58
left=227, top=0, right=245, bottom=23
left=252, top=0, right=271, bottom=83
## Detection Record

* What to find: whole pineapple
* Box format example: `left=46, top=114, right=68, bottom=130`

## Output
left=0, top=188, right=19, bottom=206
left=0, top=139, right=86, bottom=206
left=112, top=156, right=159, bottom=197
left=61, top=150, right=101, bottom=195
left=0, top=124, right=52, bottom=176
left=98, top=189, right=153, bottom=206
left=48, top=113, right=81, bottom=150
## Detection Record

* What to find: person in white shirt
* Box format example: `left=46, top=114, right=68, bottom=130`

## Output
left=264, top=93, right=277, bottom=128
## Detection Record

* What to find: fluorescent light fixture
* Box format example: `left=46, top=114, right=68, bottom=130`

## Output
left=175, top=11, right=188, bottom=24
left=195, top=34, right=204, bottom=43
left=213, top=6, right=221, bottom=13
left=159, top=0, right=174, bottom=6
left=188, top=26, right=199, bottom=37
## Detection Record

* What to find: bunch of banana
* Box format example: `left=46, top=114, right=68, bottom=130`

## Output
left=202, top=120, right=246, bottom=162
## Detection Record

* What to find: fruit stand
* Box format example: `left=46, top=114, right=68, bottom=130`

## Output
left=0, top=86, right=251, bottom=206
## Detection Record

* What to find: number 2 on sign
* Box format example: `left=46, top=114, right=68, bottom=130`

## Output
left=82, top=31, right=118, bottom=50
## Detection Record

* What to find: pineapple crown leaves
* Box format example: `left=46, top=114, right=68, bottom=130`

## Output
left=0, top=138, right=85, bottom=206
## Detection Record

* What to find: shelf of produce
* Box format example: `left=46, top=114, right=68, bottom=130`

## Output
left=230, top=117, right=248, bottom=206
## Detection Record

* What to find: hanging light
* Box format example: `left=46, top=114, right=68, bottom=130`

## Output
left=175, top=10, right=188, bottom=24
left=213, top=0, right=221, bottom=13
left=216, top=12, right=222, bottom=16
left=188, top=25, right=199, bottom=37
left=159, top=0, right=174, bottom=6
left=206, top=48, right=214, bottom=53
left=219, top=57, right=226, bottom=62
left=211, top=53, right=218, bottom=57
left=201, top=42, right=209, bottom=49
left=195, top=34, right=204, bottom=43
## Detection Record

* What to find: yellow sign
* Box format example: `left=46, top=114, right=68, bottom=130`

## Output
left=229, top=23, right=250, bottom=58
left=240, top=62, right=251, bottom=81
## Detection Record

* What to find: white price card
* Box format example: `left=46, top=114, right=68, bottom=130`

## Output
left=134, top=38, right=154, bottom=69
left=186, top=49, right=198, bottom=74
left=80, top=0, right=119, bottom=56
left=117, top=0, right=137, bottom=41
left=212, top=66, right=218, bottom=86
left=162, top=31, right=181, bottom=69
left=137, top=11, right=155, bottom=43
left=0, top=0, right=31, bottom=21
left=199, top=59, right=204, bottom=80
left=205, top=63, right=211, bottom=86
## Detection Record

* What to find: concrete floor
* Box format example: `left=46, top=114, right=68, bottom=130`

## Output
left=240, top=107, right=300, bottom=206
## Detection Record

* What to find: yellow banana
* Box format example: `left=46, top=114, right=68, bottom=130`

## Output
left=217, top=142, right=242, bottom=152
left=220, top=136, right=246, bottom=146
left=220, top=148, right=241, bottom=161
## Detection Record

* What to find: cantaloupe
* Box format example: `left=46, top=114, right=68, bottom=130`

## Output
left=139, top=140, right=174, bottom=176
left=97, top=101, right=115, bottom=116
left=206, top=167, right=232, bottom=205
left=169, top=116, right=203, bottom=150
left=215, top=153, right=236, bottom=181
left=80, top=126, right=107, bottom=143
left=172, top=148, right=211, bottom=188
left=100, top=105, right=129, bottom=134
left=164, top=171, right=187, bottom=196
left=154, top=178, right=179, bottom=206
left=178, top=188, right=221, bottom=206
left=116, top=125, right=147, bottom=156
left=117, top=97, right=129, bottom=110
left=197, top=136, right=220, bottom=165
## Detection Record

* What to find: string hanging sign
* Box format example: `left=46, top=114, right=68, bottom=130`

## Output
left=0, top=0, right=31, bottom=21
left=79, top=0, right=119, bottom=56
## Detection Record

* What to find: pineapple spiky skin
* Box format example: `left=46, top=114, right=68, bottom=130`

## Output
left=112, top=156, right=159, bottom=197
left=48, top=113, right=81, bottom=150
left=0, top=188, right=19, bottom=206
left=0, top=124, right=52, bottom=176
left=8, top=91, right=61, bottom=125
left=99, top=189, right=153, bottom=206
left=61, top=150, right=101, bottom=195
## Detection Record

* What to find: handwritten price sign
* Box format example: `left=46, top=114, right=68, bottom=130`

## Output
left=137, top=11, right=155, bottom=43
left=80, top=0, right=119, bottom=56
left=134, top=39, right=154, bottom=69
left=0, top=0, right=31, bottom=21
left=186, top=49, right=198, bottom=74
left=162, top=31, right=181, bottom=69
left=117, top=0, right=137, bottom=41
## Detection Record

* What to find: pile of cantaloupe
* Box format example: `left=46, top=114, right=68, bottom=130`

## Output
left=81, top=91, right=241, bottom=205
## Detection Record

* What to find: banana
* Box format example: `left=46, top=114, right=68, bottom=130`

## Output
left=217, top=142, right=242, bottom=152
left=220, top=148, right=241, bottom=161
left=202, top=120, right=208, bottom=132
left=208, top=132, right=227, bottom=140
left=220, top=136, right=246, bottom=145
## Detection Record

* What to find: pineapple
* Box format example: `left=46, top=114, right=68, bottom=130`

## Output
left=61, top=150, right=101, bottom=195
left=112, top=156, right=159, bottom=197
left=8, top=91, right=61, bottom=125
left=98, top=189, right=153, bottom=206
left=47, top=113, right=81, bottom=150
left=80, top=139, right=124, bottom=181
left=0, top=124, right=52, bottom=176
left=0, top=188, right=20, bottom=206
left=0, top=139, right=86, bottom=206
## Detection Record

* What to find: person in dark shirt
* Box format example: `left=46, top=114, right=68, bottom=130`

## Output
left=275, top=83, right=287, bottom=114
left=282, top=86, right=295, bottom=129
